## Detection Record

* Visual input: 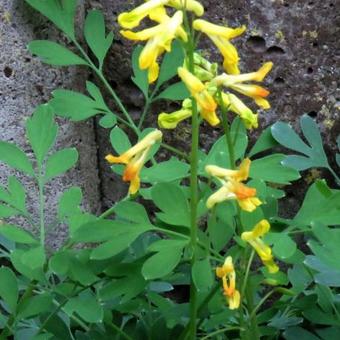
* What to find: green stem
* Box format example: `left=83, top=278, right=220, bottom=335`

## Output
left=240, top=250, right=255, bottom=299
left=72, top=40, right=139, bottom=136
left=328, top=166, right=340, bottom=186
left=217, top=89, right=235, bottom=169
left=249, top=289, right=276, bottom=320
left=200, top=326, right=243, bottom=340
left=107, top=322, right=134, bottom=340
left=185, top=22, right=200, bottom=340
left=161, top=143, right=190, bottom=161
left=38, top=173, right=45, bottom=247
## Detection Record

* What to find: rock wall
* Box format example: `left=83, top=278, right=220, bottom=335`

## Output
left=0, top=0, right=339, bottom=244
left=0, top=0, right=101, bottom=248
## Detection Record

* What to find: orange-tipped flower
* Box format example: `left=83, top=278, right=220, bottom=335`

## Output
left=205, top=159, right=262, bottom=212
left=241, top=220, right=279, bottom=273
left=178, top=67, right=220, bottom=126
left=106, top=130, right=162, bottom=194
left=213, top=62, right=273, bottom=109
left=216, top=256, right=240, bottom=310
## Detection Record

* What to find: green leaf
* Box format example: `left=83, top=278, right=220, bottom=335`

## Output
left=268, top=233, right=297, bottom=260
left=73, top=219, right=152, bottom=244
left=0, top=224, right=37, bottom=244
left=0, top=267, right=18, bottom=312
left=284, top=327, right=321, bottom=340
left=293, top=181, right=340, bottom=226
left=26, top=104, right=58, bottom=166
left=4, top=176, right=28, bottom=214
left=29, top=41, right=87, bottom=66
left=0, top=142, right=34, bottom=175
left=110, top=126, right=131, bottom=154
left=192, top=258, right=213, bottom=292
left=99, top=113, right=117, bottom=128
left=64, top=292, right=104, bottom=323
left=84, top=10, right=113, bottom=67
left=142, top=245, right=184, bottom=280
left=154, top=82, right=189, bottom=101
left=45, top=148, right=78, bottom=181
left=157, top=40, right=184, bottom=86
left=113, top=201, right=150, bottom=224
left=151, top=183, right=190, bottom=227
left=250, top=154, right=300, bottom=184
left=0, top=205, right=19, bottom=218
left=200, top=131, right=248, bottom=171
left=17, top=293, right=53, bottom=319
left=58, top=186, right=82, bottom=219
left=271, top=115, right=329, bottom=170
left=131, top=45, right=149, bottom=98
left=25, top=0, right=77, bottom=39
left=50, top=89, right=107, bottom=121
left=22, top=246, right=46, bottom=270
left=248, top=126, right=278, bottom=157
left=141, top=157, right=190, bottom=183
left=90, top=231, right=145, bottom=260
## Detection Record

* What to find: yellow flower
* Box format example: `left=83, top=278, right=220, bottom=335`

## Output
left=118, top=0, right=169, bottom=29
left=241, top=220, right=279, bottom=273
left=158, top=108, right=192, bottom=129
left=206, top=158, right=251, bottom=182
left=206, top=180, right=261, bottom=211
left=105, top=130, right=162, bottom=194
left=213, top=62, right=273, bottom=109
left=121, top=11, right=186, bottom=83
left=167, top=0, right=204, bottom=16
left=216, top=256, right=240, bottom=310
left=221, top=92, right=258, bottom=129
left=205, top=159, right=262, bottom=211
left=193, top=19, right=246, bottom=74
left=178, top=67, right=220, bottom=126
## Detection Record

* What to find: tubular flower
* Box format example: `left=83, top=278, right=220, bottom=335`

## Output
left=105, top=130, right=162, bottom=195
left=118, top=0, right=169, bottom=29
left=178, top=67, right=220, bottom=126
left=205, top=159, right=262, bottom=212
left=222, top=92, right=258, bottom=129
left=158, top=108, right=192, bottom=129
left=241, top=219, right=279, bottom=273
left=213, top=62, right=273, bottom=109
left=193, top=19, right=246, bottom=74
left=121, top=11, right=186, bottom=83
left=216, top=256, right=240, bottom=310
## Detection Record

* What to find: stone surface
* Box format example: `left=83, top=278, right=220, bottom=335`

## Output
left=0, top=0, right=101, bottom=248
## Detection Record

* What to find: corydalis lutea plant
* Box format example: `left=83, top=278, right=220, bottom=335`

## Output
left=0, top=0, right=339, bottom=339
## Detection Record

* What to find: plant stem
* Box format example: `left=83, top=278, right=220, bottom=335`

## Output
left=107, top=321, right=134, bottom=340
left=72, top=40, right=139, bottom=136
left=38, top=172, right=45, bottom=247
left=185, top=18, right=200, bottom=340
left=249, top=289, right=276, bottom=320
left=328, top=166, right=340, bottom=186
left=161, top=142, right=190, bottom=161
left=217, top=89, right=235, bottom=169
left=240, top=250, right=255, bottom=299
left=200, top=326, right=243, bottom=340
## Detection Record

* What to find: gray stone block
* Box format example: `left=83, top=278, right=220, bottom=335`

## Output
left=0, top=0, right=101, bottom=248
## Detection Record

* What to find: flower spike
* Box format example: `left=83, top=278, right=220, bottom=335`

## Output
left=106, top=130, right=162, bottom=195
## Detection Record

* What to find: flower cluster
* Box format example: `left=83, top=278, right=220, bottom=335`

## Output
left=110, top=0, right=278, bottom=311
